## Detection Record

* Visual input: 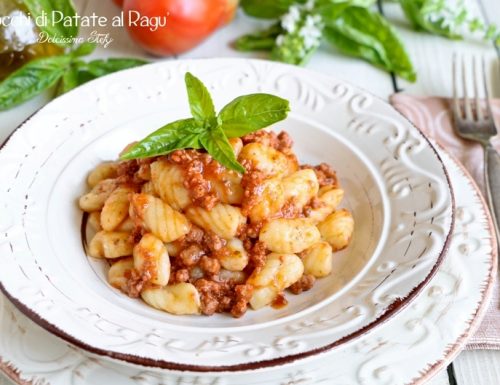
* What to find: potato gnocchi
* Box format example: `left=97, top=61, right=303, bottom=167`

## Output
left=79, top=129, right=353, bottom=318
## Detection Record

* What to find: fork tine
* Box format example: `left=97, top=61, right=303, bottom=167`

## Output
left=452, top=53, right=462, bottom=120
left=473, top=56, right=484, bottom=121
left=482, top=57, right=496, bottom=126
left=462, top=56, right=473, bottom=121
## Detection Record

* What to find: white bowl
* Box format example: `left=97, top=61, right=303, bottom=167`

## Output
left=0, top=58, right=453, bottom=371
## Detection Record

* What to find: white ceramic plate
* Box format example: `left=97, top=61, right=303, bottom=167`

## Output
left=0, top=146, right=495, bottom=385
left=0, top=59, right=453, bottom=369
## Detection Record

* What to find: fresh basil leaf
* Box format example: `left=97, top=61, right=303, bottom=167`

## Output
left=323, top=7, right=416, bottom=82
left=185, top=72, right=216, bottom=121
left=219, top=94, right=290, bottom=138
left=200, top=126, right=246, bottom=174
left=23, top=0, right=78, bottom=47
left=71, top=42, right=97, bottom=57
left=0, top=55, right=71, bottom=110
left=77, top=58, right=149, bottom=77
left=241, top=0, right=305, bottom=19
left=399, top=0, right=461, bottom=39
left=55, top=65, right=79, bottom=96
left=120, top=118, right=204, bottom=160
left=234, top=23, right=282, bottom=52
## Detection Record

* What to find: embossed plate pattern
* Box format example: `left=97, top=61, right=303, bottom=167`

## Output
left=0, top=59, right=453, bottom=369
left=0, top=146, right=495, bottom=385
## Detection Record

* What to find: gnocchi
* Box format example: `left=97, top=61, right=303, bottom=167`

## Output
left=133, top=233, right=171, bottom=286
left=151, top=161, right=191, bottom=210
left=141, top=284, right=201, bottom=315
left=130, top=193, right=191, bottom=242
left=301, top=241, right=333, bottom=278
left=247, top=253, right=304, bottom=309
left=260, top=218, right=321, bottom=254
left=282, top=169, right=319, bottom=210
left=88, top=231, right=133, bottom=259
left=79, top=127, right=353, bottom=318
left=186, top=203, right=245, bottom=239
left=318, top=209, right=354, bottom=251
left=101, top=186, right=135, bottom=231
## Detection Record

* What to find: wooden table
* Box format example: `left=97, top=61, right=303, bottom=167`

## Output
left=0, top=0, right=498, bottom=384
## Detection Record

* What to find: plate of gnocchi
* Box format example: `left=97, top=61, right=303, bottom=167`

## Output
left=0, top=58, right=453, bottom=370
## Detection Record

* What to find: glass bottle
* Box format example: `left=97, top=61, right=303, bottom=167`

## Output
left=0, top=0, right=62, bottom=80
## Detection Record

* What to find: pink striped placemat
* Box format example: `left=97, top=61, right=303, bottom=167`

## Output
left=390, top=94, right=500, bottom=350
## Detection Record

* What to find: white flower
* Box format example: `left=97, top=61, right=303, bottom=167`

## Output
left=276, top=34, right=285, bottom=46
left=299, top=15, right=323, bottom=49
left=281, top=5, right=301, bottom=33
left=304, top=0, right=316, bottom=11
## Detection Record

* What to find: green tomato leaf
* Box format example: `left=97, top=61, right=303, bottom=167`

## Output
left=200, top=126, right=246, bottom=174
left=120, top=118, right=205, bottom=160
left=185, top=72, right=216, bottom=121
left=241, top=0, right=304, bottom=19
left=219, top=94, right=290, bottom=138
left=234, top=23, right=282, bottom=52
left=323, top=7, right=416, bottom=82
left=0, top=55, right=71, bottom=110
left=23, top=0, right=79, bottom=47
left=71, top=42, right=97, bottom=57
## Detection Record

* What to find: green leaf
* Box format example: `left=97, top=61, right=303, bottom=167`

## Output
left=23, top=0, right=79, bottom=47
left=316, top=0, right=375, bottom=17
left=0, top=55, right=72, bottom=110
left=200, top=126, right=246, bottom=174
left=323, top=7, right=416, bottom=82
left=399, top=0, right=461, bottom=39
left=71, top=42, right=97, bottom=57
left=219, top=94, right=290, bottom=138
left=241, top=0, right=305, bottom=19
left=77, top=58, right=149, bottom=77
left=120, top=119, right=205, bottom=160
left=234, top=23, right=282, bottom=52
left=70, top=58, right=148, bottom=87
left=55, top=65, right=79, bottom=96
left=185, top=72, right=216, bottom=121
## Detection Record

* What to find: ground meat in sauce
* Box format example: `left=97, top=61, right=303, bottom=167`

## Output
left=168, top=149, right=222, bottom=210
left=200, top=255, right=221, bottom=276
left=195, top=279, right=233, bottom=315
left=280, top=200, right=303, bottom=219
left=98, top=130, right=340, bottom=318
left=247, top=241, right=267, bottom=271
left=240, top=166, right=267, bottom=217
left=289, top=274, right=316, bottom=295
left=125, top=268, right=151, bottom=298
left=303, top=196, right=325, bottom=217
left=231, top=284, right=254, bottom=318
left=202, top=231, right=226, bottom=253
left=302, top=163, right=338, bottom=187
left=179, top=244, right=205, bottom=267
left=241, top=130, right=294, bottom=155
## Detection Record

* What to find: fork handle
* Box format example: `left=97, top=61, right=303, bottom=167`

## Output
left=485, top=143, right=500, bottom=241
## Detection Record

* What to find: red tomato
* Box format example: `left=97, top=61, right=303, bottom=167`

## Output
left=123, top=0, right=237, bottom=56
left=112, top=0, right=123, bottom=7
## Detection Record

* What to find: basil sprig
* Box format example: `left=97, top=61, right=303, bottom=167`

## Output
left=23, top=0, right=79, bottom=47
left=0, top=0, right=148, bottom=111
left=121, top=73, right=290, bottom=174
left=236, top=1, right=416, bottom=81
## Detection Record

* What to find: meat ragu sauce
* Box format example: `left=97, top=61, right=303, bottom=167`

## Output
left=80, top=129, right=354, bottom=318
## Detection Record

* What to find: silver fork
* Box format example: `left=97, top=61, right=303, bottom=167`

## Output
left=452, top=54, right=500, bottom=241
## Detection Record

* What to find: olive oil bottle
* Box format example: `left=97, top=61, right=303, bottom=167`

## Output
left=0, top=0, right=62, bottom=80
